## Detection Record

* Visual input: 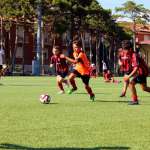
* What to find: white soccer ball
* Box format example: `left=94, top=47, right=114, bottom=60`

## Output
left=39, top=94, right=51, bottom=104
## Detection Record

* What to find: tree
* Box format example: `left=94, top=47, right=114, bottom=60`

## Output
left=115, top=0, right=150, bottom=51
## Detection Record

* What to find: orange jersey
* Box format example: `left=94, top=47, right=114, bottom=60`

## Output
left=73, top=51, right=90, bottom=75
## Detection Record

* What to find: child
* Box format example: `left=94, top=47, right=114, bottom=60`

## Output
left=60, top=40, right=95, bottom=101
left=50, top=46, right=69, bottom=94
left=118, top=40, right=133, bottom=97
left=123, top=51, right=150, bottom=105
left=103, top=70, right=121, bottom=84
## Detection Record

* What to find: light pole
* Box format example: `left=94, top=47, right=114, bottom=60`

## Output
left=36, top=0, right=42, bottom=75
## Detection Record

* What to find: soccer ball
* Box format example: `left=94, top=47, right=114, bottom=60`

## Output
left=39, top=94, right=51, bottom=104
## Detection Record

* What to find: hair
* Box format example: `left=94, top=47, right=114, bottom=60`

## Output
left=73, top=40, right=82, bottom=47
left=121, top=40, right=132, bottom=50
left=53, top=45, right=62, bottom=52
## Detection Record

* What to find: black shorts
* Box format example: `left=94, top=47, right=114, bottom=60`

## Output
left=120, top=71, right=131, bottom=76
left=57, top=71, right=68, bottom=78
left=0, top=65, right=2, bottom=70
left=133, top=75, right=147, bottom=84
left=73, top=70, right=90, bottom=85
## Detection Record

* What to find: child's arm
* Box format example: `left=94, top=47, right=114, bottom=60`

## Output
left=123, top=67, right=138, bottom=81
left=60, top=54, right=77, bottom=64
left=49, top=56, right=54, bottom=68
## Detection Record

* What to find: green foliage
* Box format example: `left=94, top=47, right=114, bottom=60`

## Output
left=115, top=0, right=150, bottom=24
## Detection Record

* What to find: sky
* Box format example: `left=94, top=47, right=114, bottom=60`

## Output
left=97, top=0, right=150, bottom=12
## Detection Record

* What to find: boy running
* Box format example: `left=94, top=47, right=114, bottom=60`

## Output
left=123, top=50, right=150, bottom=105
left=60, top=40, right=95, bottom=101
left=50, top=46, right=69, bottom=94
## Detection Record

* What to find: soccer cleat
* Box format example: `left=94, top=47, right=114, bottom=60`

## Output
left=90, top=94, right=95, bottom=101
left=120, top=93, right=126, bottom=97
left=67, top=88, right=77, bottom=94
left=128, top=100, right=139, bottom=105
left=58, top=90, right=65, bottom=94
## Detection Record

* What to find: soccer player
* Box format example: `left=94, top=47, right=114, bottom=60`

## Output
left=50, top=45, right=69, bottom=94
left=103, top=70, right=121, bottom=84
left=60, top=40, right=95, bottom=101
left=118, top=40, right=133, bottom=97
left=123, top=50, right=150, bottom=105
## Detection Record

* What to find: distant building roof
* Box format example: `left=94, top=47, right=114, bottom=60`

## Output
left=118, top=21, right=150, bottom=33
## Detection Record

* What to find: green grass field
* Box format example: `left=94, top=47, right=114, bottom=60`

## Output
left=0, top=77, right=150, bottom=150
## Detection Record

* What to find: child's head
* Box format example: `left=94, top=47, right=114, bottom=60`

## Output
left=107, top=70, right=111, bottom=74
left=72, top=40, right=82, bottom=53
left=121, top=40, right=132, bottom=50
left=52, top=45, right=61, bottom=55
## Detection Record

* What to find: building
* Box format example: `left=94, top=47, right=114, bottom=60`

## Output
left=0, top=18, right=54, bottom=75
left=136, top=25, right=150, bottom=67
left=118, top=21, right=150, bottom=67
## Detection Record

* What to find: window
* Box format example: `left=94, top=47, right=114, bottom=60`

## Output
left=144, top=35, right=150, bottom=41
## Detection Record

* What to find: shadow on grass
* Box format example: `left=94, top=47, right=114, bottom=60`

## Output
left=74, top=92, right=110, bottom=95
left=0, top=143, right=130, bottom=150
left=6, top=84, right=48, bottom=87
left=95, top=99, right=129, bottom=103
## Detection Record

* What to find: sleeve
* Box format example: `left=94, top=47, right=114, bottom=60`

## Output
left=131, top=53, right=139, bottom=68
left=76, top=52, right=83, bottom=63
left=50, top=56, right=55, bottom=64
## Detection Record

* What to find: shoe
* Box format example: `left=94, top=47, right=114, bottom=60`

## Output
left=90, top=94, right=95, bottom=101
left=120, top=93, right=126, bottom=97
left=58, top=90, right=65, bottom=94
left=128, top=101, right=139, bottom=105
left=67, top=88, right=77, bottom=94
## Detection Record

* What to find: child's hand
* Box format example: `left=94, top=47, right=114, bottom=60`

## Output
left=123, top=75, right=129, bottom=82
left=50, top=64, right=53, bottom=68
left=60, top=54, right=66, bottom=59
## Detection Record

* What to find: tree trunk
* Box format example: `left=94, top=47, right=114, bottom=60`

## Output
left=96, top=32, right=101, bottom=75
left=12, top=22, right=18, bottom=73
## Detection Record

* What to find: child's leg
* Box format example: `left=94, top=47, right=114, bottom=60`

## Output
left=68, top=73, right=77, bottom=90
left=62, top=79, right=69, bottom=87
left=120, top=80, right=129, bottom=97
left=82, top=75, right=95, bottom=100
left=129, top=80, right=138, bottom=102
left=56, top=75, right=64, bottom=92
left=84, top=84, right=94, bottom=97
left=140, top=83, right=150, bottom=93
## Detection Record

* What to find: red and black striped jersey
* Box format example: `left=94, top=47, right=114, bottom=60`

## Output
left=50, top=55, right=68, bottom=74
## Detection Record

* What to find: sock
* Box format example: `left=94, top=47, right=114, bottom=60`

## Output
left=70, top=79, right=77, bottom=90
left=132, top=95, right=138, bottom=102
left=57, top=82, right=64, bottom=91
left=85, top=85, right=94, bottom=96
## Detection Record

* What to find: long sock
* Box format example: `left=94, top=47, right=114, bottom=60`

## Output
left=70, top=79, right=77, bottom=89
left=85, top=85, right=94, bottom=96
left=132, top=95, right=138, bottom=102
left=57, top=82, right=64, bottom=91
